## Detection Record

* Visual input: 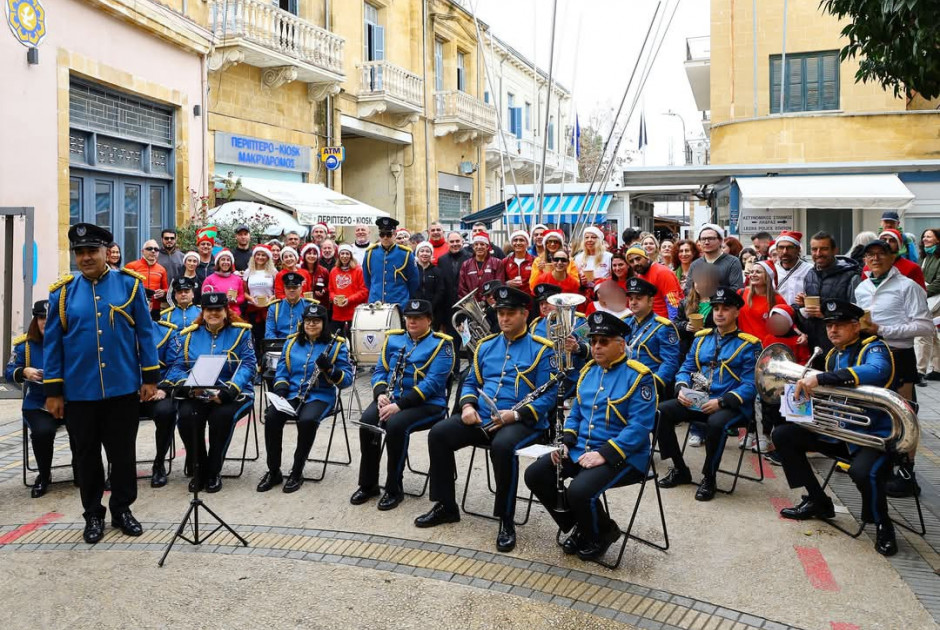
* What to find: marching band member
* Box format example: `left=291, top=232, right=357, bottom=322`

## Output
left=258, top=303, right=353, bottom=494
left=5, top=300, right=77, bottom=498
left=773, top=299, right=899, bottom=556
left=351, top=299, right=455, bottom=510
left=529, top=283, right=588, bottom=389
left=44, top=223, right=160, bottom=544
left=265, top=272, right=314, bottom=340
left=363, top=216, right=419, bottom=311
left=144, top=318, right=182, bottom=488
left=161, top=276, right=201, bottom=329
left=623, top=277, right=680, bottom=398
left=416, top=286, right=557, bottom=553
left=656, top=287, right=761, bottom=502
left=165, top=292, right=257, bottom=494
left=524, top=311, right=657, bottom=560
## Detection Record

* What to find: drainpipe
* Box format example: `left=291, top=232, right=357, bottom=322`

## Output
left=325, top=0, right=333, bottom=189
left=422, top=0, right=432, bottom=229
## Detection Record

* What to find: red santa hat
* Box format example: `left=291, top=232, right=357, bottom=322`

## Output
left=582, top=226, right=605, bottom=241
left=300, top=243, right=321, bottom=259
left=509, top=230, right=531, bottom=243
left=530, top=223, right=549, bottom=236
left=755, top=260, right=777, bottom=287
left=313, top=222, right=329, bottom=232
left=183, top=250, right=200, bottom=264
left=396, top=228, right=412, bottom=239
left=472, top=231, right=491, bottom=245
left=878, top=228, right=902, bottom=245
left=542, top=229, right=565, bottom=245
left=769, top=304, right=795, bottom=327
left=776, top=230, right=803, bottom=248
left=214, top=249, right=234, bottom=264
left=251, top=244, right=272, bottom=259
left=279, top=246, right=299, bottom=260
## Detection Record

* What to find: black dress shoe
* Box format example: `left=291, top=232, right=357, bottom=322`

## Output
left=31, top=476, right=50, bottom=499
left=577, top=521, right=621, bottom=560
left=150, top=465, right=168, bottom=489
left=695, top=477, right=717, bottom=502
left=282, top=474, right=303, bottom=494
left=414, top=503, right=460, bottom=528
left=111, top=511, right=143, bottom=536
left=205, top=475, right=223, bottom=493
left=496, top=518, right=516, bottom=553
left=349, top=486, right=381, bottom=505
left=256, top=471, right=284, bottom=492
left=83, top=516, right=105, bottom=544
left=875, top=522, right=898, bottom=556
left=561, top=526, right=582, bottom=555
left=658, top=466, right=692, bottom=488
left=926, top=370, right=940, bottom=381
left=377, top=491, right=404, bottom=511
left=780, top=495, right=835, bottom=520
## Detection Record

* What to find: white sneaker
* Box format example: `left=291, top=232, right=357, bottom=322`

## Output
left=753, top=438, right=770, bottom=453
left=739, top=434, right=756, bottom=450
left=688, top=434, right=703, bottom=448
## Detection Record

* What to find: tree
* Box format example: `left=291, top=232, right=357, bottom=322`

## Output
left=577, top=107, right=627, bottom=182
left=820, top=0, right=940, bottom=100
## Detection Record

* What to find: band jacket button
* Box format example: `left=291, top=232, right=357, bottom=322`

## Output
left=100, top=362, right=106, bottom=368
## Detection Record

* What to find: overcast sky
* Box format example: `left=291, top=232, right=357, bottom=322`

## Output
left=472, top=0, right=710, bottom=167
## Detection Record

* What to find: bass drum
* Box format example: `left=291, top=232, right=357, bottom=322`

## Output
left=351, top=303, right=402, bottom=365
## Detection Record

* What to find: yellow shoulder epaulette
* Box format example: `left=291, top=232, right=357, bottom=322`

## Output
left=266, top=299, right=281, bottom=307
left=120, top=268, right=146, bottom=282
left=694, top=328, right=713, bottom=337
left=160, top=306, right=175, bottom=315
left=861, top=335, right=879, bottom=345
left=654, top=315, right=672, bottom=326
left=12, top=333, right=27, bottom=345
left=627, top=359, right=652, bottom=375
left=157, top=320, right=178, bottom=330
left=48, top=274, right=74, bottom=292
left=303, top=297, right=320, bottom=304
left=433, top=331, right=454, bottom=342
left=531, top=334, right=553, bottom=348
left=397, top=244, right=413, bottom=253
left=386, top=328, right=405, bottom=335
left=365, top=243, right=378, bottom=252
left=180, top=324, right=199, bottom=335
left=478, top=333, right=500, bottom=346
left=575, top=312, right=586, bottom=320
left=232, top=322, right=253, bottom=330
left=286, top=332, right=299, bottom=339
left=737, top=332, right=761, bottom=344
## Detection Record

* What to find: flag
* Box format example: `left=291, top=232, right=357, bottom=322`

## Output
left=572, top=114, right=581, bottom=158
left=637, top=111, right=648, bottom=151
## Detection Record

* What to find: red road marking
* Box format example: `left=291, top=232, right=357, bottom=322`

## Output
left=770, top=497, right=792, bottom=518
left=830, top=623, right=860, bottom=630
left=0, top=512, right=63, bottom=545
left=795, top=546, right=839, bottom=591
left=751, top=454, right=776, bottom=479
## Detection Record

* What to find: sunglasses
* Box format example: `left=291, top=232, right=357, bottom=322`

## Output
left=144, top=247, right=159, bottom=252
left=379, top=231, right=394, bottom=237
left=553, top=257, right=569, bottom=263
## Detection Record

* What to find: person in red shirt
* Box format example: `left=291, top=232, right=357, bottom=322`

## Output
left=300, top=243, right=330, bottom=305
left=532, top=249, right=580, bottom=294
left=125, top=238, right=169, bottom=318
left=738, top=260, right=786, bottom=345
left=625, top=247, right=683, bottom=319
left=329, top=244, right=369, bottom=337
left=499, top=230, right=535, bottom=296
left=861, top=229, right=926, bottom=289
left=273, top=246, right=312, bottom=298
left=428, top=222, right=449, bottom=263
left=457, top=232, right=503, bottom=302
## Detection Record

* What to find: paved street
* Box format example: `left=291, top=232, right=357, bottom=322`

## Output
left=0, top=376, right=938, bottom=630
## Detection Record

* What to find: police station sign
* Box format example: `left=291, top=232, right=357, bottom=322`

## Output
left=215, top=132, right=311, bottom=173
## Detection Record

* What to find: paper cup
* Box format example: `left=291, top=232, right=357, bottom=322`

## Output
left=227, top=288, right=237, bottom=299
left=804, top=296, right=820, bottom=309
left=689, top=313, right=704, bottom=331
left=255, top=296, right=268, bottom=307
left=584, top=269, right=594, bottom=283
left=303, top=291, right=314, bottom=300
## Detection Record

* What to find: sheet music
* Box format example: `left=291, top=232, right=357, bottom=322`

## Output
left=266, top=392, right=297, bottom=416
left=516, top=444, right=561, bottom=459
left=183, top=355, right=228, bottom=387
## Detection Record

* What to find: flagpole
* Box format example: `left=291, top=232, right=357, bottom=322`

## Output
left=535, top=0, right=560, bottom=227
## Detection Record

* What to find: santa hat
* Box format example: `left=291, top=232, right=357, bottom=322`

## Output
left=509, top=230, right=531, bottom=243
left=472, top=231, right=491, bottom=245
left=324, top=222, right=335, bottom=235
left=530, top=223, right=548, bottom=235
left=543, top=229, right=565, bottom=245
left=769, top=304, right=795, bottom=327
left=697, top=223, right=725, bottom=240
left=251, top=244, right=272, bottom=259
left=583, top=226, right=604, bottom=241
left=756, top=260, right=777, bottom=287
left=313, top=222, right=329, bottom=232
left=415, top=241, right=434, bottom=255
left=776, top=230, right=803, bottom=248
left=338, top=244, right=354, bottom=255
left=183, top=251, right=199, bottom=264
left=878, top=228, right=902, bottom=245
left=214, top=249, right=234, bottom=264
left=280, top=246, right=299, bottom=260
left=300, top=243, right=321, bottom=259
left=396, top=228, right=412, bottom=239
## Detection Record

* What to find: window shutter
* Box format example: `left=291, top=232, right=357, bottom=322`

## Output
left=786, top=57, right=802, bottom=112
left=821, top=53, right=839, bottom=110
left=512, top=107, right=523, bottom=139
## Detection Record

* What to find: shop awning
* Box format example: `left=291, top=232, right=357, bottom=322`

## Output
left=222, top=176, right=390, bottom=227
left=736, top=174, right=915, bottom=211
left=459, top=201, right=505, bottom=228
left=209, top=202, right=309, bottom=237
left=505, top=193, right=613, bottom=225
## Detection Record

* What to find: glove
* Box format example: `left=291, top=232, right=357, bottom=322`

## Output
left=217, top=383, right=236, bottom=404
left=315, top=355, right=332, bottom=373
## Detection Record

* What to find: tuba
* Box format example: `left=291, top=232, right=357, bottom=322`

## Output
left=545, top=293, right=586, bottom=372
left=755, top=344, right=920, bottom=455
left=451, top=289, right=491, bottom=353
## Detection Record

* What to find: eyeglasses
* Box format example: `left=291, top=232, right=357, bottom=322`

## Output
left=144, top=247, right=159, bottom=252
left=553, top=257, right=569, bottom=263
left=699, top=236, right=719, bottom=242
left=865, top=251, right=888, bottom=259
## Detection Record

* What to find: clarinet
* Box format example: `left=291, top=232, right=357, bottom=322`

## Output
left=386, top=346, right=407, bottom=405
left=511, top=371, right=566, bottom=412
left=296, top=334, right=338, bottom=404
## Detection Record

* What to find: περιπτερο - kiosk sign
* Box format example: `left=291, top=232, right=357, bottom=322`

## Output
left=215, top=132, right=312, bottom=173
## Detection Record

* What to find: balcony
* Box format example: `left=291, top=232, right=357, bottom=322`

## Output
left=684, top=35, right=710, bottom=113
left=356, top=61, right=424, bottom=125
left=209, top=0, right=345, bottom=99
left=434, top=90, right=497, bottom=142
left=486, top=132, right=578, bottom=181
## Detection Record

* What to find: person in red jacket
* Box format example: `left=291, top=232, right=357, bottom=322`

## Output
left=532, top=249, right=580, bottom=294
left=125, top=238, right=169, bottom=318
left=625, top=247, right=683, bottom=319
left=273, top=246, right=312, bottom=298
left=329, top=244, right=369, bottom=337
left=499, top=230, right=535, bottom=296
left=861, top=229, right=926, bottom=289
left=301, top=243, right=330, bottom=305
left=457, top=232, right=502, bottom=303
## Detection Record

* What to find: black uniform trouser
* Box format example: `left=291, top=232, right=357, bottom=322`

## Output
left=177, top=398, right=252, bottom=478
left=357, top=401, right=445, bottom=494
left=139, top=397, right=177, bottom=469
left=264, top=400, right=330, bottom=476
left=524, top=454, right=643, bottom=538
left=657, top=399, right=745, bottom=478
left=23, top=408, right=73, bottom=480
left=65, top=393, right=139, bottom=520
left=428, top=414, right=541, bottom=518
left=772, top=423, right=891, bottom=525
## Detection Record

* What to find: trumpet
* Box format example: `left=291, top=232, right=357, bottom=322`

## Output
left=755, top=343, right=920, bottom=455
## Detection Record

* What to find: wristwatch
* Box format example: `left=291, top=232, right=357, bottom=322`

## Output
left=717, top=398, right=726, bottom=409
left=513, top=410, right=521, bottom=423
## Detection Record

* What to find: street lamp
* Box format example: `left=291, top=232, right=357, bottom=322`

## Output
left=663, top=110, right=688, bottom=165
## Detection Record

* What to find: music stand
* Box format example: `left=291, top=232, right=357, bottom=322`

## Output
left=158, top=355, right=249, bottom=566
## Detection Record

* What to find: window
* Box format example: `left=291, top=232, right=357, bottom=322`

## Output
left=364, top=3, right=384, bottom=62
left=277, top=0, right=298, bottom=15
left=506, top=93, right=522, bottom=138
left=548, top=115, right=555, bottom=150
left=434, top=39, right=444, bottom=92
left=525, top=102, right=531, bottom=131
left=456, top=52, right=466, bottom=92
left=484, top=91, right=490, bottom=104
left=770, top=51, right=839, bottom=114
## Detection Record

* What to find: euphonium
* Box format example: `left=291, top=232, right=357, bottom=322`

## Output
left=451, top=289, right=491, bottom=353
left=545, top=293, right=586, bottom=372
left=755, top=343, right=920, bottom=455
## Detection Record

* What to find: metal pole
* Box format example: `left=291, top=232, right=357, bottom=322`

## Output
left=422, top=0, right=432, bottom=229
left=535, top=0, right=559, bottom=226
left=2, top=216, right=13, bottom=367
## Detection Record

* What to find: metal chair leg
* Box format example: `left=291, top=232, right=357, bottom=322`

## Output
left=460, top=445, right=534, bottom=526
left=222, top=405, right=259, bottom=479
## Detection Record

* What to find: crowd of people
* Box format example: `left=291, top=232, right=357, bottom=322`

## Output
left=5, top=209, right=937, bottom=561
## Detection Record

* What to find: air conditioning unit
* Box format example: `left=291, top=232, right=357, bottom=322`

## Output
left=459, top=161, right=477, bottom=175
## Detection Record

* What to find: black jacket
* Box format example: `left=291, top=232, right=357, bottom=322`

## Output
left=794, top=256, right=861, bottom=355
left=415, top=263, right=447, bottom=329
left=674, top=298, right=715, bottom=364
left=437, top=249, right=473, bottom=316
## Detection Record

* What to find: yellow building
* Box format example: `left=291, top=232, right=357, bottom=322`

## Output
left=681, top=0, right=940, bottom=245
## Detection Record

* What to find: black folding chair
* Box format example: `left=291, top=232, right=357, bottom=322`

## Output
left=221, top=400, right=260, bottom=478
left=21, top=419, right=75, bottom=488
left=301, top=390, right=352, bottom=482
left=132, top=414, right=177, bottom=480
left=258, top=338, right=288, bottom=424
left=681, top=415, right=765, bottom=494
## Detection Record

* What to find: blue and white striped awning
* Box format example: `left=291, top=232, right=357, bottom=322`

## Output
left=505, top=194, right=613, bottom=225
